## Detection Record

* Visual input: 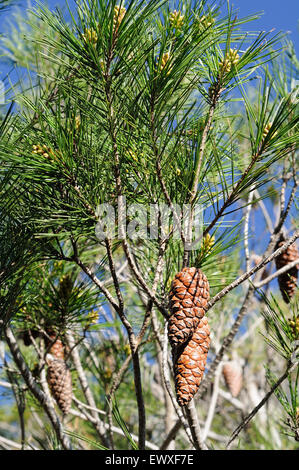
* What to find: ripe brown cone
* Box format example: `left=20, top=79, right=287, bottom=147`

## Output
left=45, top=330, right=72, bottom=414
left=168, top=267, right=210, bottom=406
left=275, top=235, right=298, bottom=303
left=46, top=357, right=72, bottom=415
left=222, top=361, right=243, bottom=398
left=173, top=316, right=210, bottom=406
left=168, top=267, right=210, bottom=347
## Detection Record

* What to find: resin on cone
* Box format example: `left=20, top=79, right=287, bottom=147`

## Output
left=222, top=361, right=243, bottom=398
left=168, top=267, right=210, bottom=347
left=275, top=235, right=298, bottom=303
left=173, top=316, right=210, bottom=406
left=46, top=356, right=72, bottom=415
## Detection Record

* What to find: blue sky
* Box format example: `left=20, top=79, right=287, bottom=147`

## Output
left=0, top=0, right=298, bottom=54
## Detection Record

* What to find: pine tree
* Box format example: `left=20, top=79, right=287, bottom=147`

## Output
left=0, top=0, right=298, bottom=451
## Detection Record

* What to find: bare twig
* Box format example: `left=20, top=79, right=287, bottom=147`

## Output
left=206, top=230, right=299, bottom=311
left=226, top=362, right=296, bottom=449
left=73, top=256, right=120, bottom=313
left=202, top=363, right=222, bottom=442
left=254, top=189, right=274, bottom=233
left=65, top=331, right=109, bottom=447
left=69, top=408, right=159, bottom=450
left=254, top=258, right=299, bottom=289
left=184, top=401, right=208, bottom=450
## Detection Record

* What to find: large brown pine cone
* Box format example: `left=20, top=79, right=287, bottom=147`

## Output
left=222, top=361, right=243, bottom=398
left=173, top=316, right=210, bottom=406
left=275, top=235, right=298, bottom=303
left=168, top=267, right=210, bottom=348
left=46, top=357, right=72, bottom=415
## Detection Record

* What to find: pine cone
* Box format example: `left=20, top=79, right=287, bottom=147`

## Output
left=168, top=267, right=210, bottom=347
left=47, top=357, right=72, bottom=415
left=275, top=235, right=298, bottom=303
left=173, top=316, right=210, bottom=406
left=222, top=361, right=243, bottom=398
left=45, top=330, right=65, bottom=360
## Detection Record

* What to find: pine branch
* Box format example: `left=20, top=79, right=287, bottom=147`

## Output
left=206, top=230, right=299, bottom=310
left=2, top=322, right=72, bottom=450
left=254, top=258, right=299, bottom=289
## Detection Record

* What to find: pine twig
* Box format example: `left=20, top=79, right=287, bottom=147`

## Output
left=206, top=230, right=299, bottom=311
left=254, top=258, right=299, bottom=288
left=65, top=331, right=109, bottom=447
left=202, top=363, right=222, bottom=442
left=184, top=401, right=208, bottom=450
left=226, top=362, right=297, bottom=449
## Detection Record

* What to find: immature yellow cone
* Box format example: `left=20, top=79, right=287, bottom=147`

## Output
left=169, top=10, right=184, bottom=29
left=158, top=52, right=172, bottom=75
left=288, top=316, right=299, bottom=340
left=222, top=361, right=243, bottom=398
left=113, top=5, right=126, bottom=34
left=219, top=48, right=239, bottom=75
left=46, top=357, right=72, bottom=415
left=168, top=267, right=210, bottom=406
left=275, top=234, right=299, bottom=303
left=168, top=267, right=210, bottom=347
left=32, top=144, right=55, bottom=161
left=82, top=28, right=98, bottom=44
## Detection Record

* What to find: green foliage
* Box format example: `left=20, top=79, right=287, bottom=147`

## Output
left=260, top=293, right=299, bottom=360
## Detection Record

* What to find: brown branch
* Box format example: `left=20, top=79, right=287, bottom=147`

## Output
left=254, top=257, right=299, bottom=288
left=105, top=238, right=124, bottom=311
left=73, top=256, right=120, bottom=313
left=121, top=240, right=169, bottom=319
left=3, top=323, right=72, bottom=450
left=226, top=362, right=296, bottom=449
left=206, top=230, right=299, bottom=311
left=184, top=401, right=208, bottom=450
left=160, top=419, right=181, bottom=450
left=103, top=58, right=148, bottom=450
